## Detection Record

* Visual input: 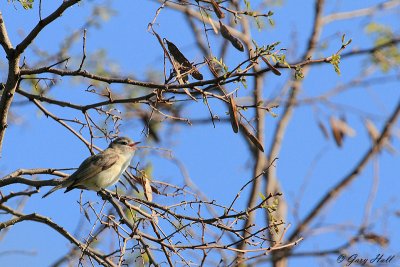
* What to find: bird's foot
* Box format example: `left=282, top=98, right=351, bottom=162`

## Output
left=98, top=189, right=112, bottom=200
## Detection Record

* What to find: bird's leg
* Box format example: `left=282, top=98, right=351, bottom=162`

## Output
left=114, top=185, right=122, bottom=201
left=98, top=189, right=112, bottom=201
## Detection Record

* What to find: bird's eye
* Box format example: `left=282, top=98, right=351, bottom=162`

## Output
left=121, top=141, right=128, bottom=145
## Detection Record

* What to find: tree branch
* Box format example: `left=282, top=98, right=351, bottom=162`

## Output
left=322, top=0, right=400, bottom=24
left=288, top=98, right=400, bottom=242
left=15, top=0, right=81, bottom=55
left=0, top=12, right=13, bottom=56
left=0, top=204, right=116, bottom=266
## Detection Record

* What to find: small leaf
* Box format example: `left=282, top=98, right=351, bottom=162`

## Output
left=255, top=17, right=264, bottom=30
left=18, top=0, right=34, bottom=9
left=244, top=0, right=251, bottom=11
left=268, top=18, right=275, bottom=26
left=294, top=66, right=304, bottom=79
left=240, top=76, right=248, bottom=88
left=344, top=38, right=352, bottom=46
left=330, top=54, right=341, bottom=75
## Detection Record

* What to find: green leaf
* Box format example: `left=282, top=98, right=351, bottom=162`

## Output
left=18, top=0, right=34, bottom=9
left=240, top=76, right=247, bottom=88
left=341, top=34, right=352, bottom=47
left=255, top=17, right=263, bottom=31
left=244, top=0, right=251, bottom=11
left=252, top=39, right=260, bottom=50
left=295, top=66, right=304, bottom=79
left=268, top=18, right=275, bottom=27
left=330, top=54, right=341, bottom=75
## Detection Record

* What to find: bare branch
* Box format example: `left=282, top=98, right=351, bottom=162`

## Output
left=15, top=0, right=81, bottom=55
left=0, top=12, right=13, bottom=56
left=288, top=99, right=400, bottom=242
left=322, top=0, right=400, bottom=24
left=0, top=204, right=116, bottom=266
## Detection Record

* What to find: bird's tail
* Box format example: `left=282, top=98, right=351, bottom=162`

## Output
left=42, top=184, right=63, bottom=198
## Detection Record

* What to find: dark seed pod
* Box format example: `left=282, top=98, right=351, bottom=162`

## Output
left=165, top=40, right=191, bottom=66
left=191, top=68, right=203, bottom=80
left=219, top=21, right=244, bottom=52
left=210, top=0, right=225, bottom=19
left=165, top=39, right=203, bottom=80
left=330, top=117, right=344, bottom=147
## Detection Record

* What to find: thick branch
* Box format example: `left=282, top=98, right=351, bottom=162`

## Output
left=0, top=177, right=59, bottom=188
left=0, top=57, right=19, bottom=156
left=288, top=99, right=400, bottom=242
left=266, top=1, right=325, bottom=266
left=0, top=12, right=13, bottom=56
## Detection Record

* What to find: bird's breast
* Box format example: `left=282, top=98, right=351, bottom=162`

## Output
left=95, top=154, right=133, bottom=189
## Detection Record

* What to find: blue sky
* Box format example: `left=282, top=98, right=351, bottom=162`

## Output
left=1, top=0, right=399, bottom=266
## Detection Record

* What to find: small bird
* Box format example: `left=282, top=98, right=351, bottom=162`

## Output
left=42, top=137, right=140, bottom=198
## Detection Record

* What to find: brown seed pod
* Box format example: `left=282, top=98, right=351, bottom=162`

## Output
left=329, top=116, right=355, bottom=147
left=261, top=56, right=281, bottom=76
left=219, top=21, right=244, bottom=52
left=210, top=0, right=225, bottom=19
left=228, top=95, right=239, bottom=133
left=330, top=117, right=344, bottom=147
left=364, top=119, right=396, bottom=154
left=317, top=120, right=330, bottom=140
left=241, top=124, right=264, bottom=152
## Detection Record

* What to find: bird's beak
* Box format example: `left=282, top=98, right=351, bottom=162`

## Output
left=129, top=141, right=141, bottom=147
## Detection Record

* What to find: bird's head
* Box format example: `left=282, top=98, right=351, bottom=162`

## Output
left=109, top=137, right=140, bottom=153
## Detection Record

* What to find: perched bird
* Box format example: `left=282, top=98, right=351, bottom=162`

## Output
left=42, top=137, right=140, bottom=198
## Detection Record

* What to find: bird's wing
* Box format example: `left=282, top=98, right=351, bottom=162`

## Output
left=67, top=150, right=119, bottom=189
